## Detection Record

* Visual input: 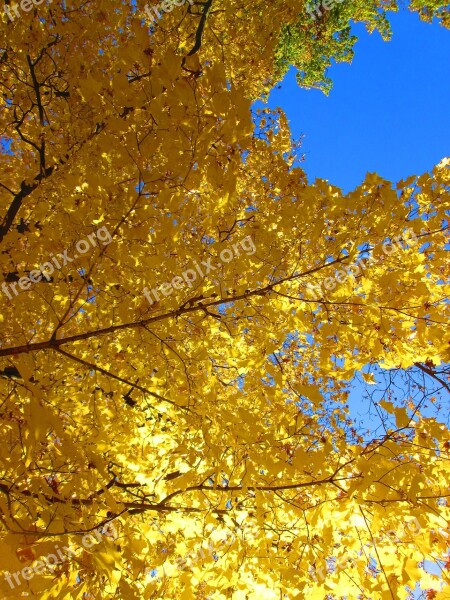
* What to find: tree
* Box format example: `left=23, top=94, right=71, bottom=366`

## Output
left=274, top=0, right=450, bottom=94
left=0, top=0, right=449, bottom=598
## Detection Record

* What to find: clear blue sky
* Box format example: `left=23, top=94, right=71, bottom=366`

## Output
left=264, top=9, right=450, bottom=192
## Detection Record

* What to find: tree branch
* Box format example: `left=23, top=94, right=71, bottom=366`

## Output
left=55, top=347, right=186, bottom=410
left=0, top=257, right=346, bottom=358
left=187, top=0, right=214, bottom=56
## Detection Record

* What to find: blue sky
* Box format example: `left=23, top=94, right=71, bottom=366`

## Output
left=265, top=9, right=450, bottom=192
left=258, top=9, right=450, bottom=438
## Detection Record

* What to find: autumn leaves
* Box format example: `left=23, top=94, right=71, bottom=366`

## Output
left=0, top=0, right=449, bottom=598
